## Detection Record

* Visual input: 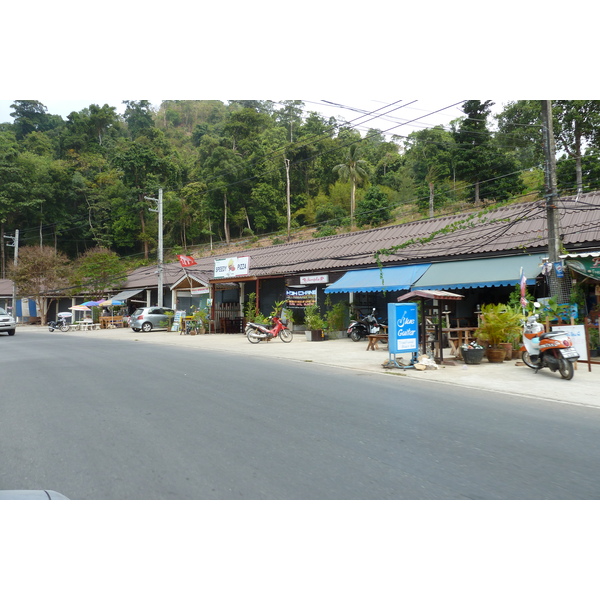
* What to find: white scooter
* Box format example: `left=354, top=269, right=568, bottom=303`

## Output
left=520, top=303, right=579, bottom=380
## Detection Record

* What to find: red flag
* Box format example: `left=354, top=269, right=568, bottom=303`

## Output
left=177, top=255, right=197, bottom=267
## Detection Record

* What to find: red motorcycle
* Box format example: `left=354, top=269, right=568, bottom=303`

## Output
left=245, top=316, right=293, bottom=344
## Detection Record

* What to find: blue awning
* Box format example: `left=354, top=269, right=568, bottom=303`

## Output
left=325, top=264, right=431, bottom=294
left=411, top=254, right=545, bottom=290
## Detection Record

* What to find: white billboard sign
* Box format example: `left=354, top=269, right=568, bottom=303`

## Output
left=213, top=256, right=250, bottom=278
left=300, top=275, right=329, bottom=284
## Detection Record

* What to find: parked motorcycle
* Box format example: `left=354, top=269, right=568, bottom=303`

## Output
left=48, top=313, right=72, bottom=332
left=520, top=303, right=579, bottom=380
left=245, top=315, right=293, bottom=344
left=347, top=308, right=383, bottom=342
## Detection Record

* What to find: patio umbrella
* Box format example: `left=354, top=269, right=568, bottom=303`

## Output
left=82, top=299, right=106, bottom=307
left=69, top=305, right=92, bottom=311
left=99, top=298, right=124, bottom=306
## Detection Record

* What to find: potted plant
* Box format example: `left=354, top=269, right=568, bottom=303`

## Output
left=244, top=292, right=266, bottom=325
left=192, top=308, right=209, bottom=334
left=304, top=304, right=326, bottom=341
left=324, top=299, right=347, bottom=339
left=474, top=303, right=522, bottom=363
left=588, top=326, right=599, bottom=358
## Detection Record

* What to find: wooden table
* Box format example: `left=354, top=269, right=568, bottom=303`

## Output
left=442, top=327, right=478, bottom=358
left=366, top=334, right=388, bottom=351
left=100, top=316, right=124, bottom=329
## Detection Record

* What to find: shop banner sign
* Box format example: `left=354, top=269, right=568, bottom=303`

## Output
left=190, top=287, right=209, bottom=295
left=566, top=256, right=600, bottom=279
left=300, top=275, right=329, bottom=284
left=213, top=256, right=250, bottom=278
left=286, top=288, right=317, bottom=307
left=388, top=303, right=419, bottom=354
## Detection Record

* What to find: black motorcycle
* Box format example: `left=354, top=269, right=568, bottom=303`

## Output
left=48, top=314, right=72, bottom=332
left=347, top=308, right=383, bottom=342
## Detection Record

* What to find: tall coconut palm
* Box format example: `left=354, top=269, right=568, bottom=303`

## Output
left=333, top=144, right=369, bottom=227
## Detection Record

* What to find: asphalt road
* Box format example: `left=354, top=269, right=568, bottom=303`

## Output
left=2, top=331, right=600, bottom=499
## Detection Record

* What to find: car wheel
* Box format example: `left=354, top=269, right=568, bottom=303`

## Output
left=141, top=322, right=153, bottom=333
left=7, top=329, right=15, bottom=336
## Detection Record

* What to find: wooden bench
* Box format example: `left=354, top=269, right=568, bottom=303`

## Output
left=366, top=334, right=388, bottom=351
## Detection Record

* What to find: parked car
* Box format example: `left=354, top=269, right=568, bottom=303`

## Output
left=129, top=306, right=173, bottom=332
left=0, top=307, right=16, bottom=336
left=0, top=489, right=69, bottom=500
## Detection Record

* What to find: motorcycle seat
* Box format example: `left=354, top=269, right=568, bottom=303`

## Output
left=539, top=331, right=566, bottom=340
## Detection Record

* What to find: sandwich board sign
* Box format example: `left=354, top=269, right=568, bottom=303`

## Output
left=386, top=303, right=419, bottom=368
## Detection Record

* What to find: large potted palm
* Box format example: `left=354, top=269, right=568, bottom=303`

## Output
left=475, top=303, right=522, bottom=363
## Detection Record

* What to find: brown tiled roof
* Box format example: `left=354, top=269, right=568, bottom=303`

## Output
left=125, top=192, right=600, bottom=288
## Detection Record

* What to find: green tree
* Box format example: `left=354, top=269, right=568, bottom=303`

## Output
left=355, top=185, right=391, bottom=227
left=452, top=101, right=524, bottom=203
left=333, top=143, right=369, bottom=226
left=8, top=245, right=72, bottom=325
left=404, top=126, right=455, bottom=214
left=88, top=104, right=121, bottom=146
left=123, top=100, right=155, bottom=139
left=496, top=100, right=544, bottom=169
left=553, top=100, right=600, bottom=194
left=71, top=247, right=126, bottom=298
left=10, top=100, right=57, bottom=140
left=274, top=100, right=305, bottom=142
left=496, top=100, right=600, bottom=195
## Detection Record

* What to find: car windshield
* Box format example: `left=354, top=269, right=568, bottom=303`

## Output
left=0, top=308, right=7, bottom=316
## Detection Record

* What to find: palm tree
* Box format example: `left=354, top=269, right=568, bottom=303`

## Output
left=333, top=144, right=369, bottom=227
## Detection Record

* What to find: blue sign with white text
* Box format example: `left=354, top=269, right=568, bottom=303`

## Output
left=388, top=303, right=419, bottom=355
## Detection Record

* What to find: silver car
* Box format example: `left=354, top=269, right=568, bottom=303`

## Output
left=0, top=307, right=16, bottom=336
left=129, top=306, right=173, bottom=332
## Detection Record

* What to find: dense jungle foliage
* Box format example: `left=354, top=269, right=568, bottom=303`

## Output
left=2, top=99, right=600, bottom=278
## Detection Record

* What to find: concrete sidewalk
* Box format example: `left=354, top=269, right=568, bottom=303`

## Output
left=18, top=325, right=600, bottom=409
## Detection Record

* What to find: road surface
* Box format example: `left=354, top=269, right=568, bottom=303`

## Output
left=2, top=331, right=599, bottom=499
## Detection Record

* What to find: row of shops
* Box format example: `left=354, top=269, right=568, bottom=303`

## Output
left=105, top=250, right=598, bottom=334
left=2, top=194, right=600, bottom=329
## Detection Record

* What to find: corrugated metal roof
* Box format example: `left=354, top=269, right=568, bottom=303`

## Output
left=124, top=191, right=600, bottom=288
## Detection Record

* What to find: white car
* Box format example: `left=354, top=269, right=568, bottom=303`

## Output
left=0, top=307, right=16, bottom=336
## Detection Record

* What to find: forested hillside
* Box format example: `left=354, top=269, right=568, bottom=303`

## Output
left=2, top=99, right=600, bottom=278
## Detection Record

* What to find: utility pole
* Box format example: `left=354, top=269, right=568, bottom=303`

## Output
left=146, top=189, right=164, bottom=307
left=4, top=229, right=19, bottom=317
left=284, top=158, right=291, bottom=242
left=541, top=101, right=566, bottom=301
